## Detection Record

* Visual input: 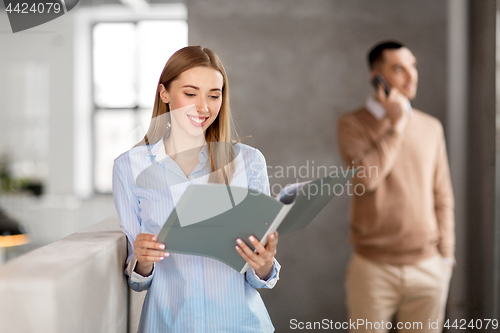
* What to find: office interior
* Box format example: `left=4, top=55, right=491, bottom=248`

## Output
left=0, top=0, right=498, bottom=331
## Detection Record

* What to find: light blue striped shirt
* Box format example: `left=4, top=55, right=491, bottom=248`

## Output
left=112, top=139, right=280, bottom=333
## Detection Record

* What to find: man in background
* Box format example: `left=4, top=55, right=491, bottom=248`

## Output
left=337, top=41, right=455, bottom=333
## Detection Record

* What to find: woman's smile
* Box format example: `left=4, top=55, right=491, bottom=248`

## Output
left=187, top=114, right=209, bottom=127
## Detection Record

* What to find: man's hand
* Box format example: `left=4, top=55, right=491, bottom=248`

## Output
left=236, top=231, right=278, bottom=280
left=376, top=83, right=409, bottom=133
left=133, top=233, right=170, bottom=277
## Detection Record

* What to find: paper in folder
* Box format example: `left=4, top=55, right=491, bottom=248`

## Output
left=157, top=169, right=357, bottom=274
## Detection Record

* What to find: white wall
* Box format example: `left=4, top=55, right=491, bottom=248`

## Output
left=0, top=9, right=74, bottom=195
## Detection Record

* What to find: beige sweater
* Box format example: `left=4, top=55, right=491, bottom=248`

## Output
left=337, top=107, right=455, bottom=265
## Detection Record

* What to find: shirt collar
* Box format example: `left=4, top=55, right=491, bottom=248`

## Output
left=365, top=95, right=412, bottom=120
left=148, top=138, right=209, bottom=165
left=198, top=144, right=209, bottom=164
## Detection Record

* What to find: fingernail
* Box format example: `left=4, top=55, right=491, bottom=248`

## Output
left=236, top=239, right=242, bottom=244
left=235, top=246, right=240, bottom=251
left=159, top=244, right=165, bottom=249
left=152, top=236, right=157, bottom=241
left=269, top=234, right=274, bottom=239
left=160, top=257, right=164, bottom=260
left=249, top=236, right=255, bottom=241
left=164, top=252, right=169, bottom=257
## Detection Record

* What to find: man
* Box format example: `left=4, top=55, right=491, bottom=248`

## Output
left=337, top=41, right=454, bottom=333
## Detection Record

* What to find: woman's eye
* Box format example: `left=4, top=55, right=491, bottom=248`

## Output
left=209, top=95, right=220, bottom=100
left=185, top=93, right=196, bottom=97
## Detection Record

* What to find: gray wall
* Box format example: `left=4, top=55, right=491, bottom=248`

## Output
left=187, top=0, right=450, bottom=329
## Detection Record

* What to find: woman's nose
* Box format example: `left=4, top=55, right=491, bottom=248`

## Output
left=196, top=96, right=209, bottom=113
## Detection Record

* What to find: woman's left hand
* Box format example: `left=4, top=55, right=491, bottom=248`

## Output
left=236, top=231, right=278, bottom=280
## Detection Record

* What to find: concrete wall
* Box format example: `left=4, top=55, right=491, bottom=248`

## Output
left=0, top=219, right=129, bottom=333
left=186, top=0, right=451, bottom=329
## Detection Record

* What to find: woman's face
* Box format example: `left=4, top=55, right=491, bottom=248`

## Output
left=160, top=66, right=224, bottom=138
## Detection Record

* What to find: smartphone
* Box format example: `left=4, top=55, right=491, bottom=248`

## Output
left=371, top=74, right=391, bottom=96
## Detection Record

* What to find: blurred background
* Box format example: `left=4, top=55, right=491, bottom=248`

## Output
left=0, top=0, right=498, bottom=331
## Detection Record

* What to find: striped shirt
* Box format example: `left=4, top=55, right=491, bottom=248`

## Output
left=112, top=139, right=280, bottom=333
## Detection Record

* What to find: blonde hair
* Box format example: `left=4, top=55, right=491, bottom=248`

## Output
left=137, top=46, right=238, bottom=184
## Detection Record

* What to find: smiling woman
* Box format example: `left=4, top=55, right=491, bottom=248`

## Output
left=112, top=46, right=280, bottom=333
left=135, top=47, right=236, bottom=184
left=159, top=67, right=224, bottom=158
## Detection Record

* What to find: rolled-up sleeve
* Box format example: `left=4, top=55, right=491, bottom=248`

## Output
left=245, top=258, right=281, bottom=289
left=126, top=256, right=155, bottom=291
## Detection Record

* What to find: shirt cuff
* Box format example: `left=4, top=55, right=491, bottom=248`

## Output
left=246, top=258, right=281, bottom=289
left=126, top=255, right=155, bottom=283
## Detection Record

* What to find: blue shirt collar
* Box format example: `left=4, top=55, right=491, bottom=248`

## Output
left=148, top=137, right=209, bottom=165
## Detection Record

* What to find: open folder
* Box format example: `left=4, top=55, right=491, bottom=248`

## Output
left=157, top=169, right=357, bottom=274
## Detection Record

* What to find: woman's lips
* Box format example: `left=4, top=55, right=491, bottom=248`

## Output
left=187, top=114, right=208, bottom=127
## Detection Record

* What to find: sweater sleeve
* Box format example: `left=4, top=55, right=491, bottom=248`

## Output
left=433, top=126, right=455, bottom=261
left=337, top=114, right=406, bottom=192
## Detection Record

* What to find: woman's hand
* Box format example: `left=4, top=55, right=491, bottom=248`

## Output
left=235, top=231, right=278, bottom=280
left=133, top=233, right=169, bottom=277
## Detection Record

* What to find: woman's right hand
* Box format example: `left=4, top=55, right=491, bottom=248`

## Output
left=133, top=233, right=170, bottom=276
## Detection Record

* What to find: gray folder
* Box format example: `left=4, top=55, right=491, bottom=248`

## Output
left=157, top=169, right=357, bottom=273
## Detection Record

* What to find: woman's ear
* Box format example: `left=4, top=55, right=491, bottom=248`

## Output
left=158, top=84, right=170, bottom=104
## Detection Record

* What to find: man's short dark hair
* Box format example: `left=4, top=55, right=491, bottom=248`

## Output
left=368, top=41, right=405, bottom=69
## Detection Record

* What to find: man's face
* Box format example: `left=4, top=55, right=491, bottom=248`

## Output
left=373, top=47, right=418, bottom=100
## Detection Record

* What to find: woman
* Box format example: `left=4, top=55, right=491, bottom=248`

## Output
left=112, top=46, right=280, bottom=332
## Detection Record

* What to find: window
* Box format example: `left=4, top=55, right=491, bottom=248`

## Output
left=91, top=19, right=187, bottom=193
